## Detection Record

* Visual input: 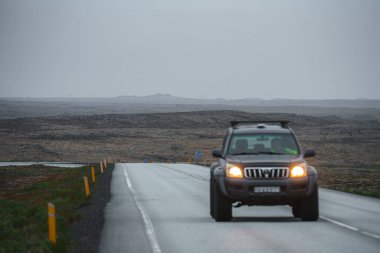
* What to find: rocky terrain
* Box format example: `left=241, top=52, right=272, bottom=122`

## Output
left=0, top=110, right=379, bottom=197
left=1, top=97, right=380, bottom=120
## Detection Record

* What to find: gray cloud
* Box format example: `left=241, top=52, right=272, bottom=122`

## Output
left=0, top=0, right=379, bottom=99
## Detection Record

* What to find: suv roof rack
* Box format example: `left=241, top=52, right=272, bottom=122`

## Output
left=230, top=120, right=290, bottom=128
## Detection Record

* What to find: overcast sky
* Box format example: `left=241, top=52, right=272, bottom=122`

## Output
left=0, top=0, right=379, bottom=99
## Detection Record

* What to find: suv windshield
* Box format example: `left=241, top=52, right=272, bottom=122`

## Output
left=227, top=133, right=300, bottom=155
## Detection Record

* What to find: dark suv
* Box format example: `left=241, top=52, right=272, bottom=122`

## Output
left=210, top=121, right=318, bottom=221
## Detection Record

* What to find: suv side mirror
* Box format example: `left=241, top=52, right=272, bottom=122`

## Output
left=212, top=149, right=223, bottom=158
left=303, top=148, right=316, bottom=158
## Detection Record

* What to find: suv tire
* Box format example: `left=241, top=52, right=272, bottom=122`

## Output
left=210, top=178, right=232, bottom=221
left=292, top=203, right=301, bottom=218
left=210, top=178, right=215, bottom=218
left=298, top=184, right=319, bottom=221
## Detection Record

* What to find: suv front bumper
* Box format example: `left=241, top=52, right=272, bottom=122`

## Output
left=217, top=176, right=310, bottom=205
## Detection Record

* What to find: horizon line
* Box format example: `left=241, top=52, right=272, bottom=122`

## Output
left=0, top=94, right=378, bottom=101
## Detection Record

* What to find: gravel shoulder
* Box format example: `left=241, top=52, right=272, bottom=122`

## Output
left=70, top=164, right=114, bottom=253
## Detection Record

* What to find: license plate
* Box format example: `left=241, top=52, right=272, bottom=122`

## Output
left=254, top=186, right=281, bottom=193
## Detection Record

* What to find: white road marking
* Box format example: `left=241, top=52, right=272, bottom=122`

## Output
left=320, top=216, right=359, bottom=231
left=158, top=164, right=208, bottom=181
left=320, top=215, right=380, bottom=240
left=360, top=231, right=380, bottom=240
left=123, top=166, right=162, bottom=253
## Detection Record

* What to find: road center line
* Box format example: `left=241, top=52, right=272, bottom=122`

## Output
left=123, top=166, right=162, bottom=253
left=158, top=164, right=208, bottom=181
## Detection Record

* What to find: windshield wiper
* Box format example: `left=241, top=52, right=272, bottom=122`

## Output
left=230, top=151, right=286, bottom=155
left=254, top=151, right=286, bottom=155
left=229, top=152, right=255, bottom=155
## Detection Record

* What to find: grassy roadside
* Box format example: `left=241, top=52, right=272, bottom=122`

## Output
left=0, top=164, right=104, bottom=253
left=316, top=163, right=380, bottom=199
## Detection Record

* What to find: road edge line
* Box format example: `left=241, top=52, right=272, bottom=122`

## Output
left=123, top=166, right=162, bottom=253
left=320, top=215, right=380, bottom=240
left=320, top=216, right=359, bottom=231
left=360, top=231, right=380, bottom=240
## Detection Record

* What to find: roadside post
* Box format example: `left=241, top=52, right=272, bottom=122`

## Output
left=100, top=161, right=104, bottom=173
left=91, top=166, right=96, bottom=182
left=83, top=176, right=90, bottom=196
left=48, top=202, right=56, bottom=246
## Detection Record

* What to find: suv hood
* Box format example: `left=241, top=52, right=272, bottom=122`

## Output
left=226, top=154, right=304, bottom=166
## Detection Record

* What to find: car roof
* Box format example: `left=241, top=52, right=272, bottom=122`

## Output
left=230, top=124, right=292, bottom=134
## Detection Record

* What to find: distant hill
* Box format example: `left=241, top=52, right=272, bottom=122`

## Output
left=2, top=94, right=380, bottom=108
left=0, top=94, right=379, bottom=120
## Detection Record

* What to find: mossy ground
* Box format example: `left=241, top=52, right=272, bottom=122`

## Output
left=0, top=164, right=103, bottom=253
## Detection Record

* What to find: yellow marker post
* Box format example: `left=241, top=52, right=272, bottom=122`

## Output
left=91, top=166, right=96, bottom=183
left=48, top=202, right=56, bottom=245
left=84, top=176, right=90, bottom=196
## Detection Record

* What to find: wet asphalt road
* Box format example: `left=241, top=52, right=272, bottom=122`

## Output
left=99, top=163, right=380, bottom=253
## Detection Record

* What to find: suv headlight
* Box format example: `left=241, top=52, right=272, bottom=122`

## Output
left=226, top=163, right=243, bottom=178
left=290, top=163, right=307, bottom=177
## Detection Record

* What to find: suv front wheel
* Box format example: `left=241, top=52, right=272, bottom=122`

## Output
left=210, top=177, right=232, bottom=221
left=292, top=184, right=319, bottom=221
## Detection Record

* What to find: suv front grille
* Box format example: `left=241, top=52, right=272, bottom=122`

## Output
left=244, top=167, right=289, bottom=179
